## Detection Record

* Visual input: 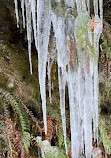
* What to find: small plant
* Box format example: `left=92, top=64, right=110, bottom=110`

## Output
left=0, top=88, right=30, bottom=152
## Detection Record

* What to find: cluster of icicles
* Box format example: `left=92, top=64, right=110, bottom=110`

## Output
left=14, top=0, right=103, bottom=157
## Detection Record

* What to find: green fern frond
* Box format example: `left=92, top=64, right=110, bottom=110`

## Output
left=0, top=88, right=30, bottom=152
left=0, top=119, right=10, bottom=156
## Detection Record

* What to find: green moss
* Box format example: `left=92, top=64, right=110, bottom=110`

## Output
left=0, top=39, right=41, bottom=106
left=75, top=11, right=89, bottom=50
left=75, top=12, right=99, bottom=63
left=101, top=34, right=111, bottom=58
left=101, top=21, right=111, bottom=58
left=57, top=121, right=70, bottom=152
left=0, top=73, right=7, bottom=88
left=99, top=119, right=111, bottom=155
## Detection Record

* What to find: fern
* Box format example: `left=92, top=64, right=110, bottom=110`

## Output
left=21, top=101, right=42, bottom=133
left=0, top=119, right=10, bottom=157
left=0, top=88, right=30, bottom=152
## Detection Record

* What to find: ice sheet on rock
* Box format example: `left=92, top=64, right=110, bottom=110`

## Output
left=37, top=0, right=51, bottom=134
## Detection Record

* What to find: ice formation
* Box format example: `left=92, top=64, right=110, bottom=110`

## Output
left=14, top=0, right=103, bottom=157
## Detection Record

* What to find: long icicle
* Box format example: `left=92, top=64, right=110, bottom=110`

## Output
left=31, top=0, right=37, bottom=49
left=26, top=0, right=32, bottom=74
left=93, top=15, right=102, bottom=142
left=68, top=67, right=79, bottom=158
left=51, top=9, right=68, bottom=153
left=37, top=0, right=51, bottom=134
left=58, top=67, right=68, bottom=154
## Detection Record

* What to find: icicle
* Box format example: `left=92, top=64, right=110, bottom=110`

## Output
left=56, top=125, right=58, bottom=136
left=48, top=59, right=52, bottom=103
left=87, top=0, right=90, bottom=15
left=93, top=0, right=98, bottom=15
left=25, top=0, right=27, bottom=26
left=37, top=0, right=51, bottom=134
left=52, top=82, right=54, bottom=91
left=83, top=53, right=93, bottom=158
left=14, top=0, right=19, bottom=28
left=82, top=0, right=87, bottom=11
left=47, top=56, right=55, bottom=103
left=68, top=68, right=79, bottom=158
left=51, top=13, right=68, bottom=68
left=21, top=0, right=25, bottom=28
left=58, top=67, right=67, bottom=154
left=48, top=32, right=56, bottom=103
left=31, top=0, right=37, bottom=49
left=26, top=0, right=32, bottom=74
left=77, top=52, right=85, bottom=155
left=75, top=0, right=82, bottom=13
left=65, top=5, right=80, bottom=156
left=51, top=8, right=69, bottom=153
left=93, top=15, right=102, bottom=142
left=99, top=0, right=103, bottom=24
left=51, top=10, right=68, bottom=153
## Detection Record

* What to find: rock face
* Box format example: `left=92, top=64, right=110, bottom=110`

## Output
left=99, top=53, right=111, bottom=155
left=0, top=1, right=43, bottom=157
left=0, top=0, right=42, bottom=121
left=99, top=51, right=111, bottom=113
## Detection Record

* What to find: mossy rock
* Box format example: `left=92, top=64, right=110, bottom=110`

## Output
left=99, top=118, right=111, bottom=155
